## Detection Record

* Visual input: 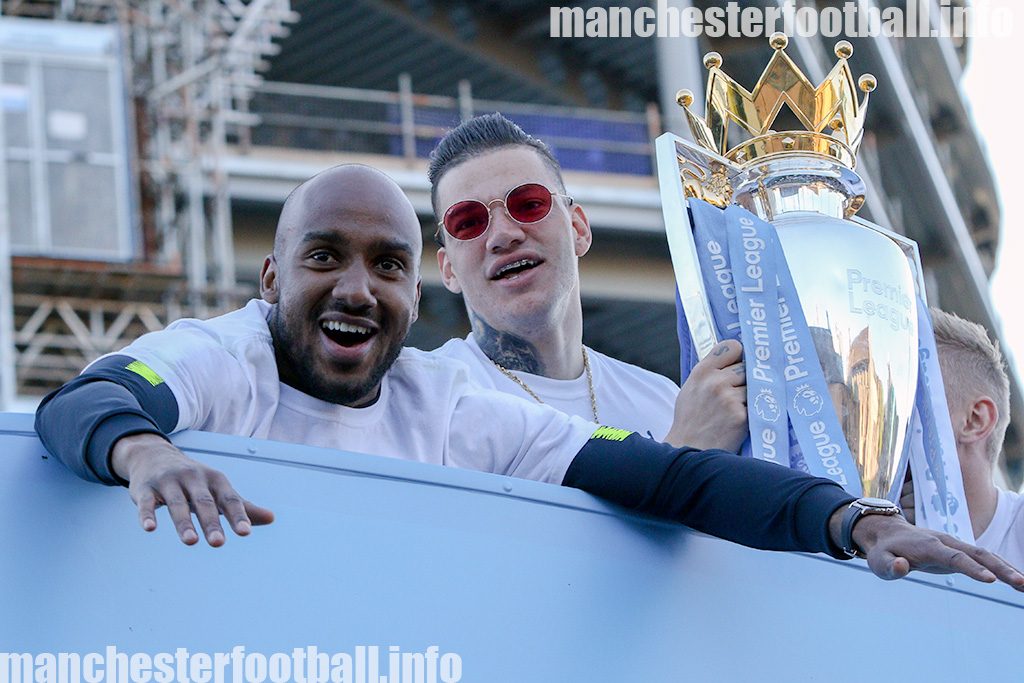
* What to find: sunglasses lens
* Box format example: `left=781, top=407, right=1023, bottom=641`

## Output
left=443, top=200, right=490, bottom=240
left=506, top=183, right=553, bottom=224
left=442, top=184, right=557, bottom=241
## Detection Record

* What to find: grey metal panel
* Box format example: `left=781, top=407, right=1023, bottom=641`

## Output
left=1, top=59, right=30, bottom=148
left=41, top=63, right=114, bottom=155
left=0, top=17, right=133, bottom=261
left=1, top=411, right=1020, bottom=681
left=5, top=159, right=32, bottom=247
left=46, top=161, right=120, bottom=252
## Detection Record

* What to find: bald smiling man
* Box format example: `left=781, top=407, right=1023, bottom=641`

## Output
left=34, top=164, right=1024, bottom=591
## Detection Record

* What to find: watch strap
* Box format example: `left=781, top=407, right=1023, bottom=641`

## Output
left=840, top=503, right=866, bottom=558
left=840, top=499, right=901, bottom=558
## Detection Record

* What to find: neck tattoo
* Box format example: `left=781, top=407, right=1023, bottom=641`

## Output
left=471, top=312, right=600, bottom=422
left=471, top=313, right=544, bottom=375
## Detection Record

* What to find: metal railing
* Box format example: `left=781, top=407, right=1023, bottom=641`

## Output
left=246, top=77, right=661, bottom=176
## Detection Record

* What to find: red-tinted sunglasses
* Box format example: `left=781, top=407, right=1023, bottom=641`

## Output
left=437, top=182, right=574, bottom=242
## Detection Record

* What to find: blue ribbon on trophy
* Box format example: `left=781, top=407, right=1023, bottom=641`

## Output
left=728, top=207, right=786, bottom=465
left=905, top=302, right=974, bottom=541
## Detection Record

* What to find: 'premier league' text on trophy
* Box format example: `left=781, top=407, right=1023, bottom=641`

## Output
left=657, top=33, right=923, bottom=500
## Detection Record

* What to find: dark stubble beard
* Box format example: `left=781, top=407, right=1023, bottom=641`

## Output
left=267, top=304, right=407, bottom=407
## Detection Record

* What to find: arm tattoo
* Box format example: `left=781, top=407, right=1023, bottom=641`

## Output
left=470, top=311, right=545, bottom=375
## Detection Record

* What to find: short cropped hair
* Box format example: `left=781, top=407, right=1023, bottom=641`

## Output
left=931, top=307, right=1011, bottom=462
left=428, top=113, right=565, bottom=244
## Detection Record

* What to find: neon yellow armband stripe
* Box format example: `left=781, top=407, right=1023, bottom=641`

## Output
left=125, top=360, right=164, bottom=387
left=590, top=426, right=633, bottom=442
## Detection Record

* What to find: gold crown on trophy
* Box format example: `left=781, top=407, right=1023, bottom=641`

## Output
left=676, top=33, right=877, bottom=170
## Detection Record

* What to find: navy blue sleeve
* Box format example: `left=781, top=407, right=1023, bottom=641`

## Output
left=562, top=432, right=855, bottom=558
left=34, top=354, right=179, bottom=486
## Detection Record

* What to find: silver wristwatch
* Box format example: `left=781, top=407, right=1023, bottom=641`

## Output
left=840, top=497, right=902, bottom=558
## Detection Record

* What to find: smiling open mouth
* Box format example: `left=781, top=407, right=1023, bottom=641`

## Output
left=493, top=259, right=540, bottom=280
left=321, top=320, right=376, bottom=347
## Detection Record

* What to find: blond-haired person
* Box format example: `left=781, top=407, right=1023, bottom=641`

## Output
left=903, top=309, right=1022, bottom=567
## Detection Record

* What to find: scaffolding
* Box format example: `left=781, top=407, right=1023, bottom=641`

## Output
left=135, top=0, right=297, bottom=311
left=0, top=0, right=296, bottom=402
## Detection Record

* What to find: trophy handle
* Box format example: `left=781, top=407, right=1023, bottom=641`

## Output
left=655, top=133, right=742, bottom=360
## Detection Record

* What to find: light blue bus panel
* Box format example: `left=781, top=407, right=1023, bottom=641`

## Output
left=0, top=412, right=1019, bottom=682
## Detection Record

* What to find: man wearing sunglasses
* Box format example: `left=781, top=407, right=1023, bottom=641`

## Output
left=33, top=163, right=1024, bottom=591
left=428, top=113, right=746, bottom=451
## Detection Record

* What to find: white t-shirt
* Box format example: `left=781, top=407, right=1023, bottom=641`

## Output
left=976, top=488, right=1024, bottom=570
left=111, top=299, right=595, bottom=485
left=431, top=336, right=679, bottom=439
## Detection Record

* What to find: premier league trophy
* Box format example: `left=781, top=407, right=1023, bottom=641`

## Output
left=657, top=33, right=931, bottom=504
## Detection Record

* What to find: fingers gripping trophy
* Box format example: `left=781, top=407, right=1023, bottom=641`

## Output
left=657, top=33, right=972, bottom=539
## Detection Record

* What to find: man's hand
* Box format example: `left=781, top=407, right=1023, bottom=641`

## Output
left=664, top=340, right=747, bottom=452
left=111, top=433, right=275, bottom=546
left=827, top=506, right=1024, bottom=590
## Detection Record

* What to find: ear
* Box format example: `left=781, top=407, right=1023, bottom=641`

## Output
left=411, top=278, right=422, bottom=324
left=958, top=395, right=999, bottom=446
left=260, top=255, right=279, bottom=304
left=570, top=203, right=592, bottom=258
left=437, top=246, right=463, bottom=294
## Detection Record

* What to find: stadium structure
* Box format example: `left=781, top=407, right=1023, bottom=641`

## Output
left=0, top=0, right=1020, bottom=487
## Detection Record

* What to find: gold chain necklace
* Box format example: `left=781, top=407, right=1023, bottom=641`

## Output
left=491, top=347, right=600, bottom=423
